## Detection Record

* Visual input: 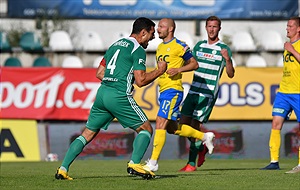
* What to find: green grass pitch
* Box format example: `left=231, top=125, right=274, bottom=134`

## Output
left=1, top=159, right=299, bottom=190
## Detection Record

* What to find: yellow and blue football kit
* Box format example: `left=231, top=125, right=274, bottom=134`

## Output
left=156, top=37, right=193, bottom=120
left=272, top=39, right=300, bottom=122
left=268, top=39, right=300, bottom=165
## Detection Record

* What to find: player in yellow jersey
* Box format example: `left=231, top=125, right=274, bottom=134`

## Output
left=146, top=18, right=215, bottom=172
left=261, top=17, right=300, bottom=174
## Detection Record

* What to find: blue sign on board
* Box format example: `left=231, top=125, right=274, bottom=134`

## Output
left=8, top=0, right=298, bottom=19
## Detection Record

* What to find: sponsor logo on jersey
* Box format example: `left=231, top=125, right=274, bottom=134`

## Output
left=157, top=55, right=170, bottom=63
left=103, top=77, right=118, bottom=81
left=272, top=108, right=285, bottom=113
left=113, top=40, right=130, bottom=48
left=196, top=51, right=222, bottom=61
left=138, top=59, right=145, bottom=65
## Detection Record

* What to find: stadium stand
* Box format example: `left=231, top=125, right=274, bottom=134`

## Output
left=0, top=18, right=288, bottom=67
left=4, top=57, right=22, bottom=67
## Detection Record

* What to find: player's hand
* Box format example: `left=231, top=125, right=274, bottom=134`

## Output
left=157, top=61, right=167, bottom=75
left=221, top=49, right=230, bottom=61
left=166, top=68, right=180, bottom=76
left=284, top=42, right=294, bottom=52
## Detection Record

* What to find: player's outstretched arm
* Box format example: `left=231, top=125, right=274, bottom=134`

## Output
left=134, top=61, right=167, bottom=87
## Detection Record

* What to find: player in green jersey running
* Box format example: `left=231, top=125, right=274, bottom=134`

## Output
left=174, top=16, right=235, bottom=172
left=55, top=17, right=167, bottom=180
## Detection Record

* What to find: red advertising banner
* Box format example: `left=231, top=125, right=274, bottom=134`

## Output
left=179, top=126, right=244, bottom=157
left=1, top=68, right=100, bottom=120
left=1, top=67, right=296, bottom=121
left=284, top=124, right=300, bottom=157
left=79, top=131, right=135, bottom=157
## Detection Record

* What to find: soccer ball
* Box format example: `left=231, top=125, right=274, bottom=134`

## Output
left=45, top=153, right=58, bottom=162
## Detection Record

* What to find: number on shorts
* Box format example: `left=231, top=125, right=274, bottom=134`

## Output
left=162, top=100, right=171, bottom=111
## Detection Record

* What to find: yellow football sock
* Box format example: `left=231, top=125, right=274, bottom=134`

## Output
left=269, top=129, right=281, bottom=162
left=150, top=129, right=166, bottom=161
left=175, top=124, right=205, bottom=140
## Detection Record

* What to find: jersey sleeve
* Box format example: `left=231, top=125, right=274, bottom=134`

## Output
left=180, top=42, right=193, bottom=61
left=132, top=47, right=147, bottom=71
left=100, top=57, right=106, bottom=67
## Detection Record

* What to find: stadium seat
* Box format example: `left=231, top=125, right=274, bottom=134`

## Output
left=93, top=56, right=104, bottom=68
left=245, top=54, right=267, bottom=67
left=32, top=56, right=52, bottom=67
left=4, top=57, right=22, bottom=67
left=62, top=55, right=83, bottom=68
left=49, top=30, right=73, bottom=51
left=19, top=32, right=44, bottom=52
left=78, top=31, right=105, bottom=51
left=0, top=32, right=11, bottom=52
left=231, top=31, right=256, bottom=52
left=259, top=30, right=284, bottom=51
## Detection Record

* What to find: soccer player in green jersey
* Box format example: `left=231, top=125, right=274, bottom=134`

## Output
left=177, top=16, right=235, bottom=172
left=55, top=17, right=167, bottom=180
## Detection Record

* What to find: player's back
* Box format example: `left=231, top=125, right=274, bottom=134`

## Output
left=101, top=37, right=146, bottom=94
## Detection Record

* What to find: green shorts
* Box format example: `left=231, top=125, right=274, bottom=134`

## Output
left=86, top=85, right=148, bottom=132
left=181, top=93, right=217, bottom=123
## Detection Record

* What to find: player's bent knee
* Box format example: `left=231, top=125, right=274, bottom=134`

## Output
left=136, top=121, right=153, bottom=134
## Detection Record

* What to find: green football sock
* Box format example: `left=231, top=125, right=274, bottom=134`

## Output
left=198, top=141, right=204, bottom=152
left=131, top=130, right=151, bottom=164
left=187, top=141, right=201, bottom=166
left=61, top=135, right=87, bottom=171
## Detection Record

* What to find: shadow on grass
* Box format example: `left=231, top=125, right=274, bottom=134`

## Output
left=75, top=167, right=266, bottom=180
left=200, top=168, right=261, bottom=171
left=77, top=174, right=179, bottom=180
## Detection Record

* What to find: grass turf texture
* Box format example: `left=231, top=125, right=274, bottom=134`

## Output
left=1, top=159, right=299, bottom=190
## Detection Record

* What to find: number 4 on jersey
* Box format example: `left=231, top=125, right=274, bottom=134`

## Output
left=107, top=49, right=120, bottom=74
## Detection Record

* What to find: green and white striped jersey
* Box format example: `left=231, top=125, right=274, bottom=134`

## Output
left=101, top=37, right=147, bottom=95
left=191, top=40, right=232, bottom=98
